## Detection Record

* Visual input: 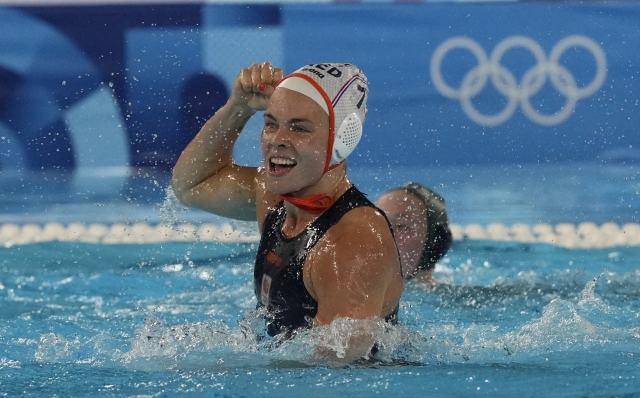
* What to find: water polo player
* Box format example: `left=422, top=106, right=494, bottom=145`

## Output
left=171, top=62, right=403, bottom=358
left=376, top=183, right=452, bottom=282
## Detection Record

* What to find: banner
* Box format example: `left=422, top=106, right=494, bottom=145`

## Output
left=0, top=2, right=639, bottom=172
left=284, top=3, right=640, bottom=166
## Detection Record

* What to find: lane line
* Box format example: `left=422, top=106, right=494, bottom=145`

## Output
left=1, top=222, right=639, bottom=248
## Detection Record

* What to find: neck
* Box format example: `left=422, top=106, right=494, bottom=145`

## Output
left=281, top=165, right=350, bottom=235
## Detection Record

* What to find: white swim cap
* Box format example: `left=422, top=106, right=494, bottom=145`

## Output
left=276, top=63, right=368, bottom=172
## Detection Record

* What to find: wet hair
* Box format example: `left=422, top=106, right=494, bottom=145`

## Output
left=399, top=183, right=452, bottom=274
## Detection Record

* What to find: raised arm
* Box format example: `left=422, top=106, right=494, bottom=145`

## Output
left=170, top=62, right=283, bottom=221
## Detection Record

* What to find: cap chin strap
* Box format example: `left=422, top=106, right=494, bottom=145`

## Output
left=278, top=160, right=349, bottom=213
left=279, top=193, right=334, bottom=213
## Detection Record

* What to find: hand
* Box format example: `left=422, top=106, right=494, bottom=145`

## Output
left=230, top=62, right=284, bottom=112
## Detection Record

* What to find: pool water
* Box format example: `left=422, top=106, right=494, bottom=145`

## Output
left=1, top=163, right=639, bottom=396
left=1, top=238, right=639, bottom=396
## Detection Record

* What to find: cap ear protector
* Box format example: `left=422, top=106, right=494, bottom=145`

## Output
left=402, top=183, right=453, bottom=274
left=333, top=113, right=363, bottom=164
left=275, top=63, right=368, bottom=172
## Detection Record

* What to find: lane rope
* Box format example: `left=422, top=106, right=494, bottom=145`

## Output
left=1, top=222, right=639, bottom=249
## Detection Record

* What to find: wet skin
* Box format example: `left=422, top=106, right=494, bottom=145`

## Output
left=171, top=62, right=403, bottom=360
left=376, top=190, right=435, bottom=282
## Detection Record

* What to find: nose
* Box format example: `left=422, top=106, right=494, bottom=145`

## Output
left=265, top=125, right=291, bottom=148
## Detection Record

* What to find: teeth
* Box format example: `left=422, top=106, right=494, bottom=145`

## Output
left=271, top=157, right=296, bottom=166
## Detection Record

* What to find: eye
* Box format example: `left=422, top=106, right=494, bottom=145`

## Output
left=263, top=121, right=277, bottom=131
left=290, top=125, right=309, bottom=133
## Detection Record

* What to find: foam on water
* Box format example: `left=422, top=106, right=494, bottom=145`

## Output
left=17, top=264, right=638, bottom=371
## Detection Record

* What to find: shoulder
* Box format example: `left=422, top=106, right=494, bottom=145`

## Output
left=304, top=201, right=402, bottom=311
left=331, top=205, right=393, bottom=243
left=315, top=204, right=398, bottom=272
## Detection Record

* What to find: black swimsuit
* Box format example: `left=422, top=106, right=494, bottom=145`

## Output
left=254, top=185, right=399, bottom=338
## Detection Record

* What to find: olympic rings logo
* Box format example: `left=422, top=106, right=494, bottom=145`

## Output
left=430, top=35, right=607, bottom=126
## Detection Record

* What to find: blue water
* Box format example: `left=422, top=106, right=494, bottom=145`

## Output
left=1, top=163, right=640, bottom=396
left=1, top=239, right=639, bottom=396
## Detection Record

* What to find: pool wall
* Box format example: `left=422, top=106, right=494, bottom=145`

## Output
left=0, top=1, right=639, bottom=173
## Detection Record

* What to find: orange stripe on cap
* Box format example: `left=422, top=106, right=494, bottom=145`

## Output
left=277, top=72, right=337, bottom=174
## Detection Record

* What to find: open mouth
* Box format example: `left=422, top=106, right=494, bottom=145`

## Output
left=269, top=157, right=297, bottom=176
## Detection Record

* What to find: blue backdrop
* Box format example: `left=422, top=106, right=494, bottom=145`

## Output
left=0, top=2, right=639, bottom=172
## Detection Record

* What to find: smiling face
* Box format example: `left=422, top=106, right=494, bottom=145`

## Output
left=375, top=190, right=428, bottom=277
left=261, top=88, right=331, bottom=196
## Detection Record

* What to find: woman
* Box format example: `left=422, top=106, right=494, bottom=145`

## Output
left=171, top=62, right=403, bottom=359
left=376, top=183, right=452, bottom=282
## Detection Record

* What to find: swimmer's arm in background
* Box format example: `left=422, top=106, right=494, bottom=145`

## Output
left=305, top=207, right=404, bottom=361
left=171, top=62, right=283, bottom=221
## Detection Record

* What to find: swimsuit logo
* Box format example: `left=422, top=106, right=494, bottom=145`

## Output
left=267, top=251, right=282, bottom=267
left=261, top=274, right=272, bottom=306
left=430, top=35, right=607, bottom=126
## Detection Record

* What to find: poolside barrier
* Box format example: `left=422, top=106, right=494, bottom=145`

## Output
left=2, top=222, right=640, bottom=249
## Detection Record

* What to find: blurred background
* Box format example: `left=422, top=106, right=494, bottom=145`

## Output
left=0, top=0, right=639, bottom=228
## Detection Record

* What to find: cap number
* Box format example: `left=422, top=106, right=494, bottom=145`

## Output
left=356, top=85, right=366, bottom=109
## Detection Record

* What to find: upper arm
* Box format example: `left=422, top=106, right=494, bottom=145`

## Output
left=172, top=164, right=259, bottom=221
left=306, top=207, right=403, bottom=325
